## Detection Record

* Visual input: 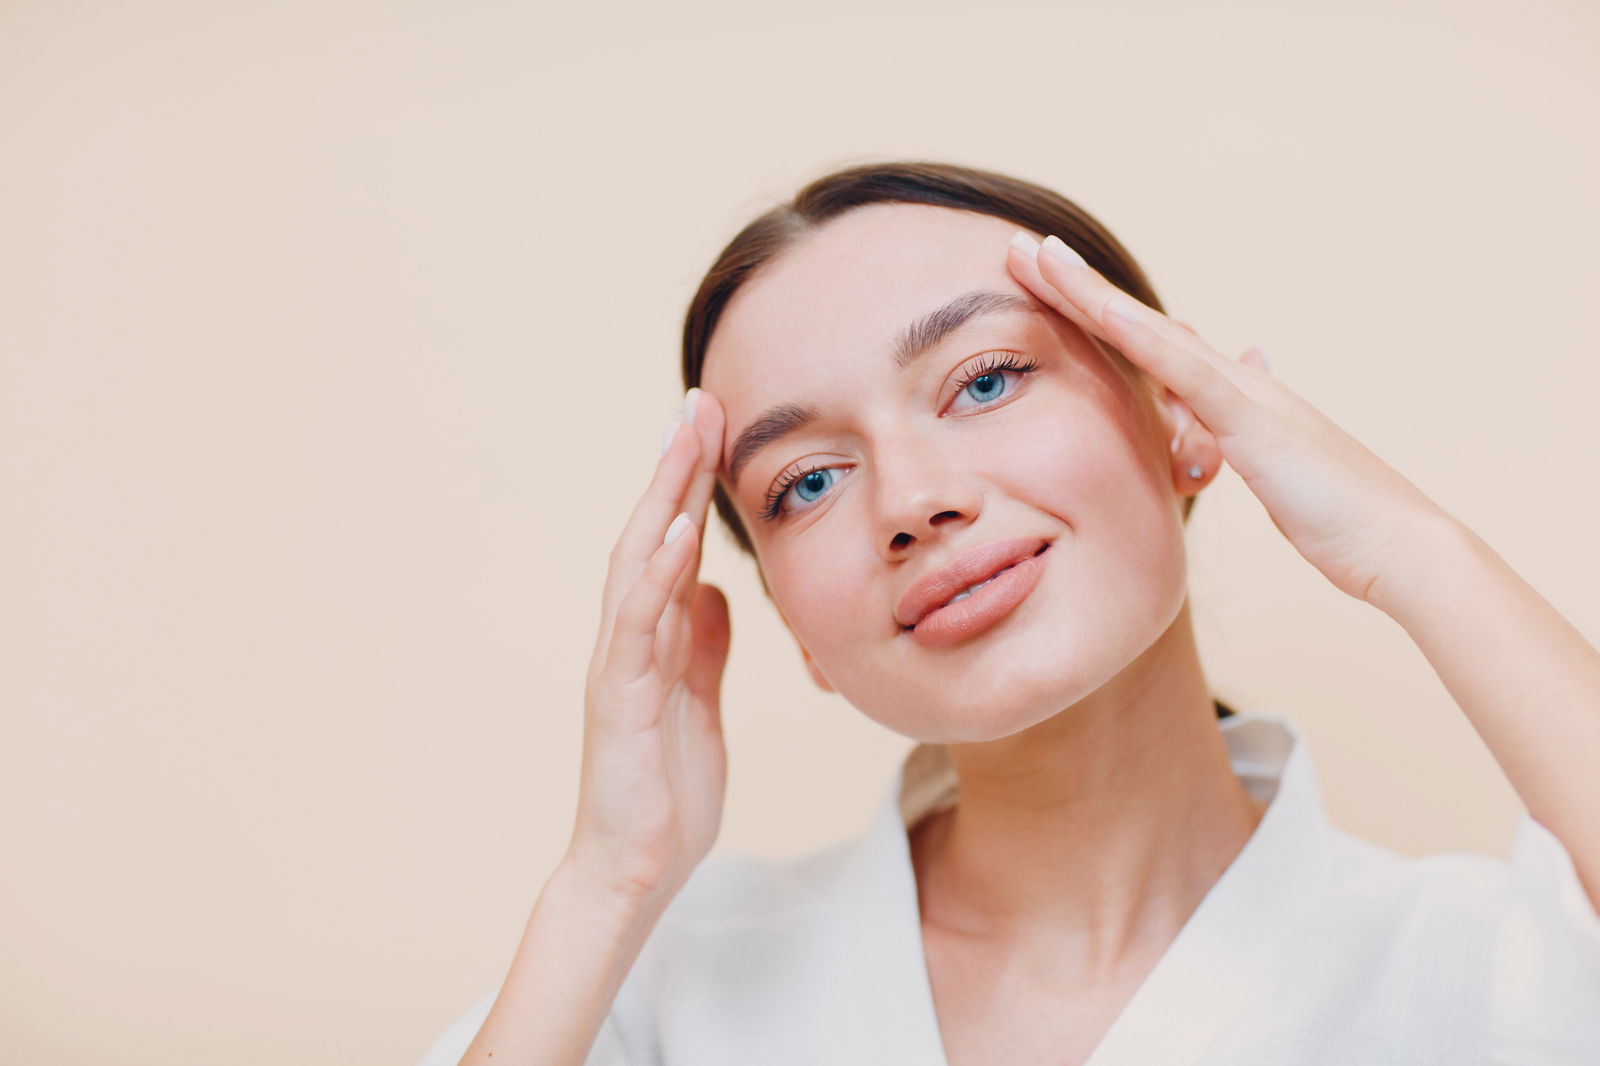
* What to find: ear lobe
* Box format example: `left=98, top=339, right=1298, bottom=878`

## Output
left=1163, top=389, right=1221, bottom=495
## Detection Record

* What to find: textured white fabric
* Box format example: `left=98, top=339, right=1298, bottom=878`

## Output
left=416, top=710, right=1600, bottom=1065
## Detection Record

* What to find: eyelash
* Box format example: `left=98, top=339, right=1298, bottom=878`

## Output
left=757, top=351, right=1044, bottom=522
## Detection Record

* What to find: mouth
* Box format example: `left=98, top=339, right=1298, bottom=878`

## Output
left=899, top=541, right=1052, bottom=641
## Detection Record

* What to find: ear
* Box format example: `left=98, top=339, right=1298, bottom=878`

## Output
left=1158, top=383, right=1222, bottom=497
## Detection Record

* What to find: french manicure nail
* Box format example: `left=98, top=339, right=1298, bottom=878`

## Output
left=1010, top=231, right=1041, bottom=256
left=681, top=387, right=700, bottom=425
left=1040, top=234, right=1087, bottom=268
left=660, top=415, right=681, bottom=455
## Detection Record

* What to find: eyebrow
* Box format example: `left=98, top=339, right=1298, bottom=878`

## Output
left=724, top=289, right=1043, bottom=490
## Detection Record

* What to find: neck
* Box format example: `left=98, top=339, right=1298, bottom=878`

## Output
left=907, top=599, right=1265, bottom=979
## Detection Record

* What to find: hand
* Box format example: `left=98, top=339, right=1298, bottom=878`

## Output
left=564, top=387, right=733, bottom=911
left=1007, top=232, right=1447, bottom=608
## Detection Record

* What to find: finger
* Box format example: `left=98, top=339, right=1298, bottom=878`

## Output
left=1020, top=235, right=1241, bottom=380
left=601, top=392, right=700, bottom=601
left=667, top=391, right=726, bottom=615
left=1187, top=327, right=1276, bottom=389
left=1009, top=234, right=1258, bottom=441
left=600, top=400, right=705, bottom=649
left=1005, top=234, right=1106, bottom=346
left=606, top=512, right=699, bottom=687
left=1093, top=295, right=1258, bottom=440
left=1169, top=319, right=1276, bottom=385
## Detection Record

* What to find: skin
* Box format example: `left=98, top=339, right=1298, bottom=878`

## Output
left=474, top=195, right=1600, bottom=1066
left=688, top=199, right=1600, bottom=1061
left=698, top=203, right=1268, bottom=1029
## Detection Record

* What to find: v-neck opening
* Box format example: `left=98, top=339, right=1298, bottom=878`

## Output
left=862, top=712, right=1332, bottom=1066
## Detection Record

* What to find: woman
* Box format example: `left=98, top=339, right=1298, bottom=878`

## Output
left=421, top=162, right=1600, bottom=1065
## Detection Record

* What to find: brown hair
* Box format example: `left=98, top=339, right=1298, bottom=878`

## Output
left=680, top=158, right=1196, bottom=576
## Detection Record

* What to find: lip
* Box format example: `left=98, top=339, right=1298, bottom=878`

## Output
left=896, top=536, right=1051, bottom=631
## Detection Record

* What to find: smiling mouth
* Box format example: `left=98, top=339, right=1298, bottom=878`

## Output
left=898, top=542, right=1051, bottom=633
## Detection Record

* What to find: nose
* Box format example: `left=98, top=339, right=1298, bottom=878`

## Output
left=870, top=438, right=984, bottom=561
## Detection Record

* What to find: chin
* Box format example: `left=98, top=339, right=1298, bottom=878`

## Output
left=832, top=568, right=1185, bottom=743
left=854, top=660, right=1101, bottom=746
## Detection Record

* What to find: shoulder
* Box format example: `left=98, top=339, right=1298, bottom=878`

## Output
left=668, top=834, right=861, bottom=923
left=1313, top=824, right=1512, bottom=959
left=1325, top=825, right=1509, bottom=904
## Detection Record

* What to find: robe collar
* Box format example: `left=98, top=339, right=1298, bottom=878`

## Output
left=826, top=709, right=1334, bottom=1065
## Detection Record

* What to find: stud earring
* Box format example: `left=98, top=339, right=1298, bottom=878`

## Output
left=1188, top=464, right=1204, bottom=479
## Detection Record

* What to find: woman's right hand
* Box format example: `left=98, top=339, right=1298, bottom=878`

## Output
left=563, top=387, right=734, bottom=914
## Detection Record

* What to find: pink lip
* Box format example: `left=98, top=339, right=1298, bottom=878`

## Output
left=896, top=536, right=1051, bottom=631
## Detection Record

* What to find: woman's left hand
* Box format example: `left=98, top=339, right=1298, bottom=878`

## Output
left=1007, top=231, right=1449, bottom=609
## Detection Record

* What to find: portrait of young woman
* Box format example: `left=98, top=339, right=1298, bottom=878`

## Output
left=7, top=2, right=1600, bottom=1063
left=417, top=161, right=1600, bottom=1065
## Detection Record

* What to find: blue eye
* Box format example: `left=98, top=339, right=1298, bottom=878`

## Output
left=757, top=352, right=1042, bottom=522
left=950, top=350, right=1042, bottom=410
left=960, top=368, right=1009, bottom=404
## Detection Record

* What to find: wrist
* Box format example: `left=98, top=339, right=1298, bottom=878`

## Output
left=1366, top=506, right=1478, bottom=621
left=551, top=854, right=676, bottom=925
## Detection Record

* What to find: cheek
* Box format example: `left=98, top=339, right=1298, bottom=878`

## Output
left=770, top=550, right=867, bottom=647
left=998, top=394, right=1158, bottom=514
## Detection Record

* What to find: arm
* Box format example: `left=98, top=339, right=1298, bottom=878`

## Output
left=1370, top=513, right=1600, bottom=914
left=458, top=387, right=732, bottom=1062
left=456, top=862, right=666, bottom=1066
left=1005, top=231, right=1600, bottom=912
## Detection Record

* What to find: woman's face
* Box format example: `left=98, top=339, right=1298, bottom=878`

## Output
left=701, top=203, right=1196, bottom=744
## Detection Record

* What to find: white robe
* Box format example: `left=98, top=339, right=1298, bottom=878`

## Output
left=416, top=709, right=1600, bottom=1064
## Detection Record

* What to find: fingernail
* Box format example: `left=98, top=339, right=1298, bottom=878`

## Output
left=663, top=511, right=691, bottom=545
left=681, top=387, right=700, bottom=426
left=1040, top=234, right=1087, bottom=268
left=1010, top=230, right=1041, bottom=257
left=660, top=415, right=682, bottom=455
left=1256, top=347, right=1273, bottom=374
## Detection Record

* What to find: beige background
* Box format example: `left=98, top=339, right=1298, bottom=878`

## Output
left=1, top=0, right=1596, bottom=1062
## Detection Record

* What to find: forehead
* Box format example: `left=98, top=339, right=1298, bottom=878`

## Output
left=702, top=204, right=1033, bottom=472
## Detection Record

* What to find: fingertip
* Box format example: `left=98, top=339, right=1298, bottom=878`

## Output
left=1040, top=234, right=1088, bottom=269
left=663, top=511, right=692, bottom=546
left=1005, top=240, right=1054, bottom=295
left=1009, top=230, right=1042, bottom=258
left=684, top=386, right=721, bottom=435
